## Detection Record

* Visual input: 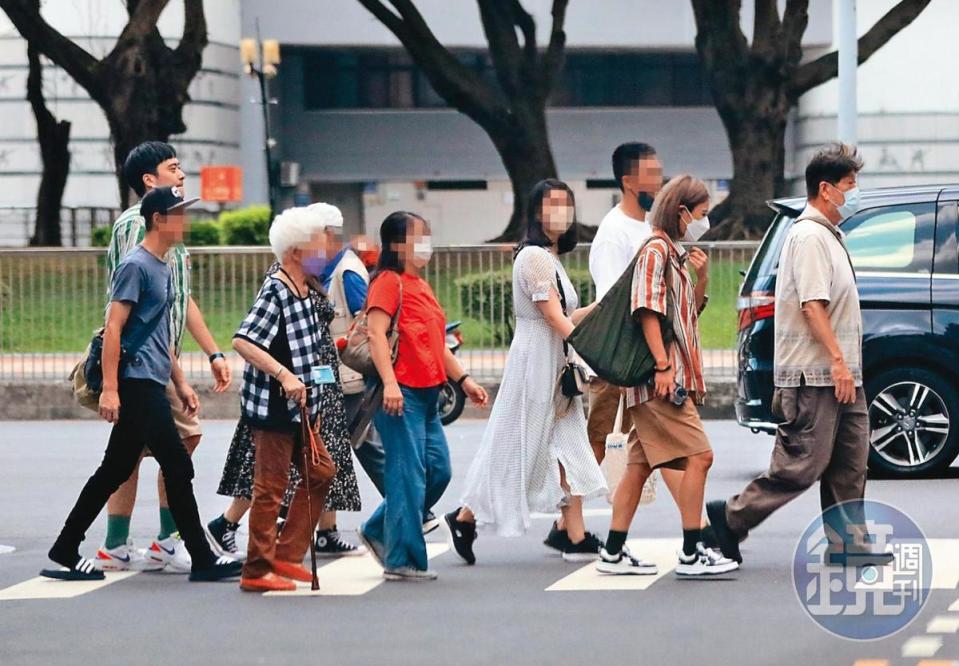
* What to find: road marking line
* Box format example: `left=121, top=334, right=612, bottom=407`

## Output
left=0, top=571, right=138, bottom=601
left=546, top=539, right=682, bottom=592
left=915, top=660, right=959, bottom=666
left=264, top=543, right=449, bottom=597
left=927, top=616, right=959, bottom=634
left=948, top=598, right=959, bottom=612
left=902, top=636, right=943, bottom=658
left=928, top=540, right=959, bottom=590
left=851, top=660, right=889, bottom=666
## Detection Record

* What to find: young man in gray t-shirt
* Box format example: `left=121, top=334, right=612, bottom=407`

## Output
left=41, top=187, right=241, bottom=582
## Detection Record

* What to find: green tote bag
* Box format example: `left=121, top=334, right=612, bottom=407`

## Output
left=567, top=237, right=674, bottom=388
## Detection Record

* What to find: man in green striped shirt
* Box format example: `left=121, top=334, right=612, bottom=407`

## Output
left=96, top=142, right=233, bottom=573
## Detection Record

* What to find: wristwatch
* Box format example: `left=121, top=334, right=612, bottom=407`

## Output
left=209, top=352, right=225, bottom=364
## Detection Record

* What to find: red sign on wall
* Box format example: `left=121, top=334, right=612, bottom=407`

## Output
left=200, top=166, right=243, bottom=202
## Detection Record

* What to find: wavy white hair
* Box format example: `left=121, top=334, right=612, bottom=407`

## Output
left=268, top=206, right=332, bottom=262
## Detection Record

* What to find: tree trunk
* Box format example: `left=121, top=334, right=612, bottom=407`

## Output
left=488, top=107, right=558, bottom=242
left=706, top=109, right=789, bottom=241
left=27, top=44, right=70, bottom=246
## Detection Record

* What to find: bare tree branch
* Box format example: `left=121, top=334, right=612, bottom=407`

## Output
left=751, top=0, right=782, bottom=57
left=541, top=0, right=568, bottom=96
left=173, top=0, right=208, bottom=66
left=780, top=0, right=809, bottom=65
left=356, top=0, right=509, bottom=130
left=477, top=0, right=527, bottom=99
left=117, top=0, right=170, bottom=43
left=791, top=0, right=932, bottom=96
left=691, top=0, right=749, bottom=61
left=0, top=0, right=100, bottom=96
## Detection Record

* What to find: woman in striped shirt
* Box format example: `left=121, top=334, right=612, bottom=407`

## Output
left=595, top=174, right=739, bottom=578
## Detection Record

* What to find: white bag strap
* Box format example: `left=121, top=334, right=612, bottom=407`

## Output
left=612, top=394, right=625, bottom=433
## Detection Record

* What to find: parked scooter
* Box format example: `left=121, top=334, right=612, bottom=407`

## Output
left=438, top=321, right=466, bottom=425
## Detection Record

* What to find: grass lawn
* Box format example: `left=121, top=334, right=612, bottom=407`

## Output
left=0, top=248, right=751, bottom=354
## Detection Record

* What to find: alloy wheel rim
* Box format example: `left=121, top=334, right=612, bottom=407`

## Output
left=869, top=381, right=950, bottom=468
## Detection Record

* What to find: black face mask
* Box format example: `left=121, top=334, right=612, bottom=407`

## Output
left=637, top=191, right=656, bottom=212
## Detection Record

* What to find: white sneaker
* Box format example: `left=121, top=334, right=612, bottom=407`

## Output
left=675, top=543, right=740, bottom=577
left=145, top=533, right=192, bottom=573
left=94, top=538, right=163, bottom=572
left=595, top=546, right=658, bottom=575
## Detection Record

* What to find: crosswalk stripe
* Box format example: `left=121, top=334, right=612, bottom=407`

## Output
left=927, top=616, right=959, bottom=634
left=928, top=540, right=959, bottom=590
left=902, top=636, right=943, bottom=658
left=263, top=543, right=450, bottom=597
left=0, top=571, right=138, bottom=601
left=546, top=538, right=681, bottom=592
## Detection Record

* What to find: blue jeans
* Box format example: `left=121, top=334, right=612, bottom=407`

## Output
left=362, top=385, right=451, bottom=571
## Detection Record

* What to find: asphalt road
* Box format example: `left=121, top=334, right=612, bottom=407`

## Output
left=1, top=419, right=958, bottom=666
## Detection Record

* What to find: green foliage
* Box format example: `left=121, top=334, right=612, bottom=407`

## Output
left=454, top=267, right=593, bottom=345
left=90, top=225, right=111, bottom=247
left=187, top=220, right=221, bottom=246
left=219, top=205, right=271, bottom=245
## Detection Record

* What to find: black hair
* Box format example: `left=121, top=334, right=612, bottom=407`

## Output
left=515, top=179, right=578, bottom=257
left=372, top=211, right=428, bottom=278
left=612, top=142, right=657, bottom=192
left=123, top=141, right=177, bottom=197
left=805, top=142, right=864, bottom=199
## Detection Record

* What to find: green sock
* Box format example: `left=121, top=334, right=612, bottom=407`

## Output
left=158, top=507, right=177, bottom=541
left=104, top=515, right=131, bottom=550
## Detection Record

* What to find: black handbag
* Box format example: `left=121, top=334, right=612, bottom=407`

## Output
left=83, top=305, right=168, bottom=394
left=566, top=237, right=675, bottom=387
left=555, top=270, right=588, bottom=398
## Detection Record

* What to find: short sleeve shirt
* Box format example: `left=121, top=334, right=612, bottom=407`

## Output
left=106, top=203, right=191, bottom=356
left=589, top=205, right=652, bottom=300
left=628, top=233, right=706, bottom=406
left=774, top=205, right=863, bottom=388
left=110, top=246, right=173, bottom=385
left=366, top=271, right=447, bottom=388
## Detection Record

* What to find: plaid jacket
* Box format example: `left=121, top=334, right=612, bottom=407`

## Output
left=235, top=276, right=322, bottom=424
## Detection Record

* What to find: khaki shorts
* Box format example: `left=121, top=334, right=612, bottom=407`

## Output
left=164, top=381, right=203, bottom=441
left=626, top=398, right=710, bottom=470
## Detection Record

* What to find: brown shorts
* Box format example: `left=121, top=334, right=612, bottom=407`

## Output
left=164, top=381, right=203, bottom=441
left=587, top=378, right=631, bottom=463
left=626, top=398, right=711, bottom=470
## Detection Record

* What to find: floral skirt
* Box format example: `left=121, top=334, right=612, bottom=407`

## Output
left=217, top=419, right=361, bottom=512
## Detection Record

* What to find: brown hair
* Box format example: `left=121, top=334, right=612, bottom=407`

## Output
left=649, top=174, right=709, bottom=240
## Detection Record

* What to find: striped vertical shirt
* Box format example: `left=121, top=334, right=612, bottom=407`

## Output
left=628, top=232, right=707, bottom=406
left=105, top=203, right=191, bottom=356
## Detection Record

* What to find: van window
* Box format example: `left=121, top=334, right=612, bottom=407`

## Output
left=841, top=203, right=936, bottom=273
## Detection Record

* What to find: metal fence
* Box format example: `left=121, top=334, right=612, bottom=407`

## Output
left=0, top=242, right=760, bottom=383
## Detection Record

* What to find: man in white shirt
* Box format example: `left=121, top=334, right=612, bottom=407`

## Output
left=587, top=142, right=663, bottom=463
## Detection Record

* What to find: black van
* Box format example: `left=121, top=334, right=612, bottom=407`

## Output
left=736, top=185, right=959, bottom=477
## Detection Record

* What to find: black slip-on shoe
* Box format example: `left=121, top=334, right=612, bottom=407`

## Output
left=444, top=509, right=477, bottom=565
left=544, top=521, right=572, bottom=553
left=188, top=557, right=243, bottom=582
left=706, top=500, right=743, bottom=564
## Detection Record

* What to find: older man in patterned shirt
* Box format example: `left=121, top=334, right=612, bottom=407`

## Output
left=94, top=142, right=232, bottom=573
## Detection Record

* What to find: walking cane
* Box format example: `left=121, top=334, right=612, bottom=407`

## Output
left=300, top=396, right=321, bottom=591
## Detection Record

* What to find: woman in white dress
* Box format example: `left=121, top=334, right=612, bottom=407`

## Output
left=444, top=179, right=608, bottom=564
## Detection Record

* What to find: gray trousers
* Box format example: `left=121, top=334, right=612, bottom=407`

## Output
left=726, top=384, right=869, bottom=539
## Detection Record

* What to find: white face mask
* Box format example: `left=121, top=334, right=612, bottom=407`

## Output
left=413, top=237, right=433, bottom=264
left=684, top=215, right=710, bottom=242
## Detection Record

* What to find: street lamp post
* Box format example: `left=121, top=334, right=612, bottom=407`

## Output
left=240, top=22, right=281, bottom=223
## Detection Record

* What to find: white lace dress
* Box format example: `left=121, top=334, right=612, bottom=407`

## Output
left=460, top=245, right=607, bottom=537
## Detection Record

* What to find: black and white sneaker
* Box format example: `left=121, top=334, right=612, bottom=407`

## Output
left=562, top=532, right=604, bottom=563
left=40, top=556, right=105, bottom=581
left=188, top=556, right=243, bottom=582
left=383, top=567, right=438, bottom=582
left=543, top=521, right=572, bottom=553
left=444, top=509, right=477, bottom=565
left=422, top=512, right=440, bottom=535
left=204, top=516, right=245, bottom=561
left=596, top=546, right=658, bottom=575
left=315, top=528, right=367, bottom=558
left=675, top=543, right=739, bottom=577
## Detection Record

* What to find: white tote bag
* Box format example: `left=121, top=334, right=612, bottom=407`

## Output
left=601, top=395, right=657, bottom=505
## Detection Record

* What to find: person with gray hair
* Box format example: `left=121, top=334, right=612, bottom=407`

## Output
left=231, top=207, right=341, bottom=592
left=707, top=143, right=892, bottom=568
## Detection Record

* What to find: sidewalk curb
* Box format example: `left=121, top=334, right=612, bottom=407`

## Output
left=0, top=379, right=738, bottom=421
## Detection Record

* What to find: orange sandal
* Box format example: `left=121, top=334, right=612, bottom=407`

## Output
left=240, top=572, right=296, bottom=592
left=272, top=560, right=314, bottom=584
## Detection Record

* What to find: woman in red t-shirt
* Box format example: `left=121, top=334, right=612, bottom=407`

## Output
left=358, top=211, right=488, bottom=581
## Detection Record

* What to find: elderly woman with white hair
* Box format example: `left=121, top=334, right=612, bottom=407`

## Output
left=231, top=206, right=345, bottom=592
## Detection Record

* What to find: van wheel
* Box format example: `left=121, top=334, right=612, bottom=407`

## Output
left=866, top=367, right=959, bottom=477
